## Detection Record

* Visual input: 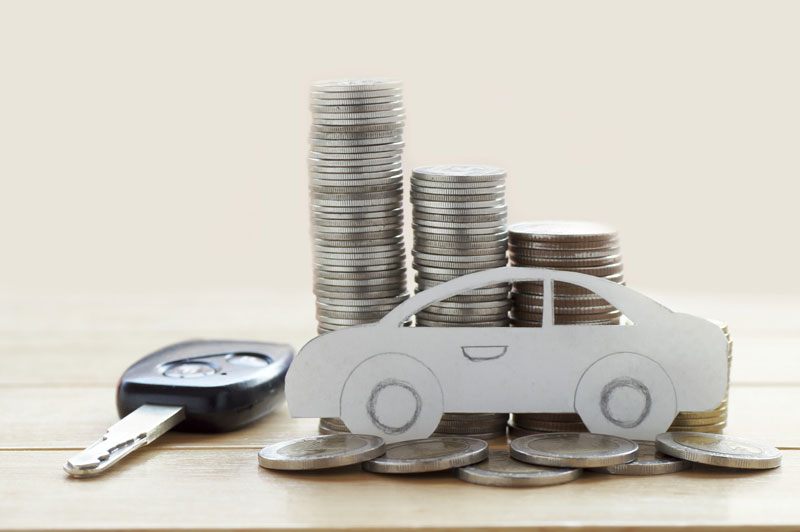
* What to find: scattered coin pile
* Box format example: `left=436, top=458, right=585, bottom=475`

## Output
left=508, top=221, right=624, bottom=434
left=258, top=432, right=782, bottom=488
left=410, top=164, right=510, bottom=438
left=309, top=79, right=409, bottom=435
left=309, top=78, right=409, bottom=335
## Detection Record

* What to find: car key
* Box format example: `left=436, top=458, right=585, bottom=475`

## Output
left=64, top=339, right=293, bottom=478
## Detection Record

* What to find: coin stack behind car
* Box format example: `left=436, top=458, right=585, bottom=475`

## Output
left=310, top=79, right=409, bottom=435
left=508, top=221, right=623, bottom=434
left=411, top=164, right=510, bottom=439
left=309, top=78, right=409, bottom=334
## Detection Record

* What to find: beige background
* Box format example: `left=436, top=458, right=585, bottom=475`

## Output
left=2, top=0, right=799, bottom=300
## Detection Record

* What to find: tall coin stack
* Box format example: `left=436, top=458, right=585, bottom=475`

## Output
left=508, top=221, right=624, bottom=434
left=411, top=164, right=511, bottom=439
left=309, top=79, right=409, bottom=435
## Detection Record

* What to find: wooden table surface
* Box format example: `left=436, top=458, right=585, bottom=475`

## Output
left=1, top=291, right=799, bottom=531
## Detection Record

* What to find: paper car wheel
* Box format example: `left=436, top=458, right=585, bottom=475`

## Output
left=574, top=352, right=677, bottom=441
left=340, top=353, right=444, bottom=443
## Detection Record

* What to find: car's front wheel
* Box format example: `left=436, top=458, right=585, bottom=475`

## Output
left=340, top=353, right=443, bottom=443
left=574, top=352, right=677, bottom=440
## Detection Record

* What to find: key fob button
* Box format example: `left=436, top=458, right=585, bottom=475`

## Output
left=226, top=353, right=270, bottom=367
left=163, top=361, right=218, bottom=378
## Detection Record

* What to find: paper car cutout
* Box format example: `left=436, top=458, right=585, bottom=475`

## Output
left=287, top=267, right=729, bottom=442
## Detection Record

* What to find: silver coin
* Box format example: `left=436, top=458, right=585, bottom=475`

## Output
left=509, top=221, right=618, bottom=242
left=314, top=235, right=404, bottom=247
left=310, top=169, right=404, bottom=182
left=258, top=434, right=385, bottom=470
left=412, top=250, right=506, bottom=263
left=418, top=304, right=510, bottom=317
left=413, top=211, right=507, bottom=223
left=312, top=205, right=403, bottom=217
left=412, top=205, right=508, bottom=216
left=415, top=310, right=509, bottom=323
left=425, top=299, right=510, bottom=311
left=412, top=191, right=505, bottom=203
left=310, top=136, right=404, bottom=147
left=413, top=230, right=508, bottom=243
left=591, top=441, right=691, bottom=475
left=415, top=318, right=508, bottom=327
left=655, top=432, right=782, bottom=469
left=310, top=96, right=402, bottom=108
left=413, top=164, right=506, bottom=179
left=314, top=241, right=404, bottom=254
left=312, top=110, right=405, bottom=122
left=309, top=154, right=402, bottom=167
left=363, top=437, right=488, bottom=474
left=317, top=301, right=405, bottom=314
left=311, top=188, right=403, bottom=201
left=313, top=114, right=406, bottom=126
left=317, top=291, right=409, bottom=307
left=317, top=309, right=390, bottom=321
left=310, top=88, right=402, bottom=100
left=311, top=85, right=402, bottom=95
left=311, top=78, right=402, bottom=92
left=314, top=286, right=406, bottom=299
left=310, top=163, right=403, bottom=175
left=312, top=106, right=404, bottom=116
left=310, top=102, right=403, bottom=113
left=315, top=246, right=404, bottom=258
left=457, top=449, right=581, bottom=487
left=314, top=224, right=403, bottom=235
left=309, top=128, right=403, bottom=141
left=510, top=433, right=639, bottom=468
left=311, top=122, right=404, bottom=134
left=410, top=177, right=507, bottom=189
left=412, top=185, right=506, bottom=198
left=309, top=150, right=403, bottom=161
left=415, top=280, right=510, bottom=295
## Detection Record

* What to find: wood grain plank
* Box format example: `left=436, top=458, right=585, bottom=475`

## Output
left=0, top=449, right=797, bottom=531
left=1, top=385, right=796, bottom=449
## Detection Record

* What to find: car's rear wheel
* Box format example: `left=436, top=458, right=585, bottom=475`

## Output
left=574, top=352, right=677, bottom=440
left=340, top=353, right=443, bottom=443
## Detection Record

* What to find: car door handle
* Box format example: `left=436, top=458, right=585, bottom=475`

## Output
left=461, top=346, right=508, bottom=361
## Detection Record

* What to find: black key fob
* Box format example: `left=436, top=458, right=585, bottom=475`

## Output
left=116, top=339, right=293, bottom=432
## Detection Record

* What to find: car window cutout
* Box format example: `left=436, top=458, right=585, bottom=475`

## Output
left=509, top=279, right=544, bottom=327
left=550, top=281, right=628, bottom=326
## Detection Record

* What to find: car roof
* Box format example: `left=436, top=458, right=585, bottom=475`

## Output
left=383, top=266, right=669, bottom=326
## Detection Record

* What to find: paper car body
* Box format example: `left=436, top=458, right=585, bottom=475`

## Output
left=286, top=267, right=730, bottom=442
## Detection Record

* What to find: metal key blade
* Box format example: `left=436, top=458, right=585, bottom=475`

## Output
left=64, top=404, right=186, bottom=478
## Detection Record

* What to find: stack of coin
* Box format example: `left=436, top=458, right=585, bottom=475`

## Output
left=508, top=221, right=623, bottom=434
left=310, top=79, right=409, bottom=435
left=309, top=78, right=409, bottom=335
left=669, top=320, right=731, bottom=434
left=411, top=164, right=510, bottom=438
left=508, top=221, right=623, bottom=327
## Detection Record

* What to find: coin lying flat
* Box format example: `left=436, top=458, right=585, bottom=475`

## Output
left=363, top=437, right=488, bottom=474
left=510, top=433, right=638, bottom=468
left=591, top=440, right=691, bottom=475
left=457, top=449, right=582, bottom=487
left=258, top=434, right=385, bottom=470
left=655, top=432, right=782, bottom=469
